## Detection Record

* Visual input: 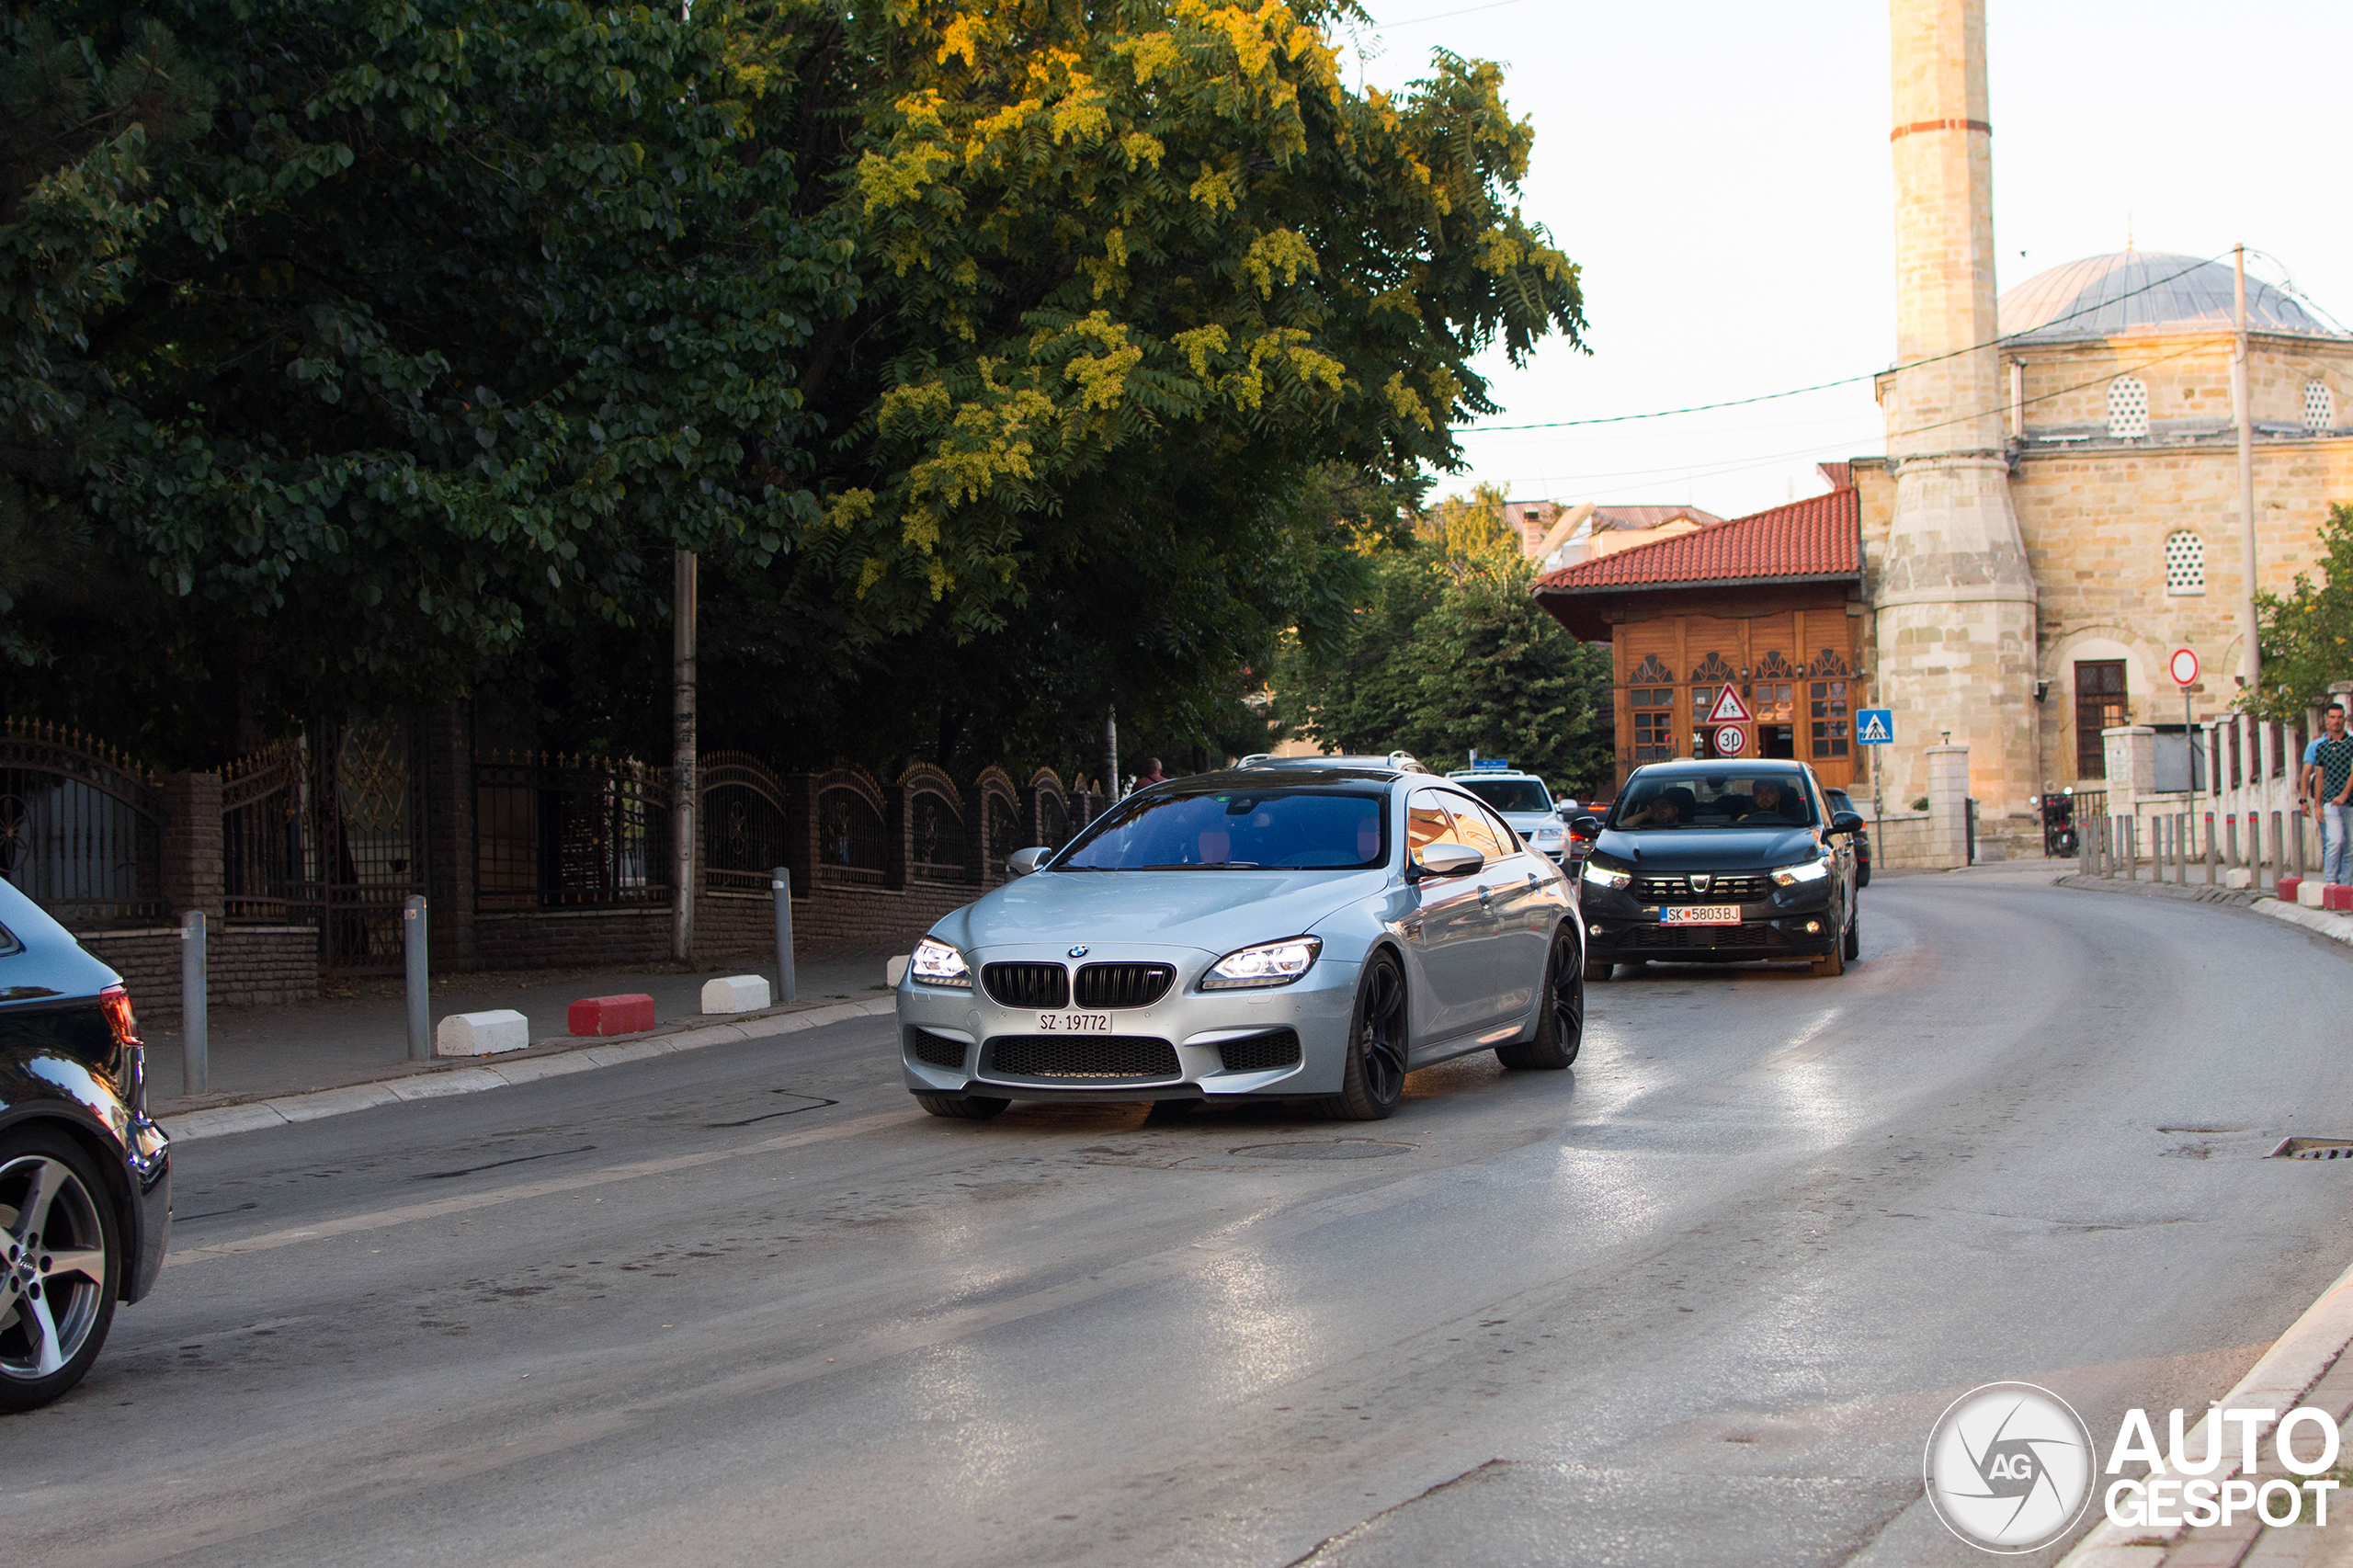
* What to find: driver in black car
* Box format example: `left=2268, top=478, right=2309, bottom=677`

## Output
left=1739, top=778, right=1799, bottom=824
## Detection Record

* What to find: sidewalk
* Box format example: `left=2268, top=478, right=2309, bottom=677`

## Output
left=143, top=945, right=903, bottom=1124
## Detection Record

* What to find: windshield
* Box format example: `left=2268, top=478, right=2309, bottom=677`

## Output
left=1457, top=778, right=1552, bottom=814
left=1606, top=772, right=1818, bottom=831
left=1056, top=788, right=1389, bottom=870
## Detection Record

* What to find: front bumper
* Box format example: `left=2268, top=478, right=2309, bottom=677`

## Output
left=1579, top=880, right=1837, bottom=962
left=895, top=943, right=1360, bottom=1100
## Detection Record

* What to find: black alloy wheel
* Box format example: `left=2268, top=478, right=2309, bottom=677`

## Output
left=1500, top=929, right=1583, bottom=1070
left=915, top=1093, right=1010, bottom=1121
left=0, top=1130, right=119, bottom=1413
left=1314, top=951, right=1407, bottom=1121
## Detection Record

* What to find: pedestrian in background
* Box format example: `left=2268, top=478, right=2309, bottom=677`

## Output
left=2312, top=703, right=2353, bottom=887
left=2302, top=704, right=2345, bottom=816
left=1133, top=756, right=1167, bottom=790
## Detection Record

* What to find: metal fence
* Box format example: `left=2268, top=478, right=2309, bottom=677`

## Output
left=701, top=754, right=789, bottom=894
left=222, top=741, right=304, bottom=924
left=815, top=782, right=887, bottom=885
left=476, top=752, right=671, bottom=910
left=0, top=720, right=164, bottom=926
left=906, top=784, right=968, bottom=882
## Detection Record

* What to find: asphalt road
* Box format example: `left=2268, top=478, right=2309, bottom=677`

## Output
left=16, top=871, right=2353, bottom=1568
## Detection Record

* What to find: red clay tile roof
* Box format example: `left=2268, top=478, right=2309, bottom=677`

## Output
left=1532, top=486, right=1860, bottom=597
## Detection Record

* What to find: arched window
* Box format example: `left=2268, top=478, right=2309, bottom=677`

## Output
left=2163, top=530, right=2205, bottom=596
left=2107, top=376, right=2149, bottom=438
left=2307, top=381, right=2336, bottom=434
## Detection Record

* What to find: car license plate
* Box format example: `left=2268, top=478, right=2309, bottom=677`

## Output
left=1661, top=904, right=1742, bottom=926
left=1038, top=1011, right=1112, bottom=1033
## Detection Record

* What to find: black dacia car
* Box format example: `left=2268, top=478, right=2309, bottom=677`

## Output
left=1573, top=760, right=1864, bottom=979
left=0, top=879, right=170, bottom=1411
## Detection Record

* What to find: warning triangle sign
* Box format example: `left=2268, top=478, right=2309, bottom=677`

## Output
left=1705, top=685, right=1754, bottom=724
left=1857, top=711, right=1893, bottom=744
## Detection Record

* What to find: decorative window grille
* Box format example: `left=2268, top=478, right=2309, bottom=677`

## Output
left=2106, top=377, right=2149, bottom=438
left=2163, top=530, right=2205, bottom=596
left=2307, top=381, right=2335, bottom=434
left=1810, top=681, right=1850, bottom=758
left=1630, top=686, right=1676, bottom=761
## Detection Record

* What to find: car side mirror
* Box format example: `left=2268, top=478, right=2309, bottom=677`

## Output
left=1406, top=842, right=1484, bottom=881
left=1006, top=846, right=1051, bottom=877
left=1829, top=811, right=1865, bottom=836
left=1570, top=815, right=1603, bottom=837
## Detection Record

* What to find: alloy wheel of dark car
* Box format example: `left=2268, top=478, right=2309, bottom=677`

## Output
left=1499, top=931, right=1582, bottom=1070
left=0, top=1131, right=119, bottom=1412
left=1316, top=952, right=1406, bottom=1121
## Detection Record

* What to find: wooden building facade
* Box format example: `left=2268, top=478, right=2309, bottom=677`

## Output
left=1532, top=487, right=1867, bottom=793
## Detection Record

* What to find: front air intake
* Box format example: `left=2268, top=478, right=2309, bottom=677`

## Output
left=985, top=1035, right=1181, bottom=1080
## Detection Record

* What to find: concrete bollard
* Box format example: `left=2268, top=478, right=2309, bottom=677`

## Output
left=437, top=1009, right=529, bottom=1056
left=567, top=994, right=655, bottom=1036
left=700, top=974, right=772, bottom=1014
left=2298, top=880, right=2326, bottom=909
left=180, top=910, right=208, bottom=1096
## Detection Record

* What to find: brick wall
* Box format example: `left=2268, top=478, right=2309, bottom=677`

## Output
left=77, top=926, right=317, bottom=1030
left=698, top=880, right=981, bottom=960
left=474, top=907, right=675, bottom=971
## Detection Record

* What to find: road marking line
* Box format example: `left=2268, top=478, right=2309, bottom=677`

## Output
left=164, top=1109, right=914, bottom=1267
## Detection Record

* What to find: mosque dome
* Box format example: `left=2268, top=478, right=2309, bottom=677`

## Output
left=1997, top=252, right=2341, bottom=344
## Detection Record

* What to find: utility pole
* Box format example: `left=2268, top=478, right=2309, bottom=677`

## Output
left=2233, top=245, right=2260, bottom=692
left=1105, top=705, right=1120, bottom=801
left=672, top=548, right=697, bottom=963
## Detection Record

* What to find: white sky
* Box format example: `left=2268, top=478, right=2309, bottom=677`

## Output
left=1347, top=0, right=2353, bottom=521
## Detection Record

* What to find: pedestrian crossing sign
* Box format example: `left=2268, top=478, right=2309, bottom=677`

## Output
left=1704, top=685, right=1755, bottom=724
left=1856, top=709, right=1893, bottom=744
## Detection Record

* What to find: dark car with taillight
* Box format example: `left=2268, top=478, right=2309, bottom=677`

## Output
left=1572, top=760, right=1863, bottom=980
left=0, top=879, right=170, bottom=1411
left=1824, top=788, right=1871, bottom=887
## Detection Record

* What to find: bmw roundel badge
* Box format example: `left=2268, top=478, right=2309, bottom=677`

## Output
left=1069, top=946, right=1089, bottom=959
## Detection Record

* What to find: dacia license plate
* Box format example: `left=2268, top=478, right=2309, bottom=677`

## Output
left=1039, top=1011, right=1112, bottom=1033
left=1661, top=904, right=1742, bottom=926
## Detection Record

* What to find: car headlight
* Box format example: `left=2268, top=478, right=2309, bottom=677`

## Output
left=910, top=937, right=971, bottom=987
left=1770, top=858, right=1831, bottom=886
left=1583, top=862, right=1630, bottom=889
left=1529, top=825, right=1564, bottom=843
left=1201, top=937, right=1322, bottom=990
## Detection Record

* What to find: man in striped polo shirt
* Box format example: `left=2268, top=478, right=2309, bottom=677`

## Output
left=2313, top=702, right=2353, bottom=887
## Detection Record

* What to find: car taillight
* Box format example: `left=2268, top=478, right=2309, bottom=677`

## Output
left=101, top=984, right=142, bottom=1046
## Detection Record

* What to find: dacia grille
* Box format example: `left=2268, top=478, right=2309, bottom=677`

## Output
left=985, top=1035, right=1181, bottom=1080
left=982, top=962, right=1069, bottom=1008
left=1634, top=873, right=1771, bottom=903
left=1073, top=962, right=1175, bottom=1008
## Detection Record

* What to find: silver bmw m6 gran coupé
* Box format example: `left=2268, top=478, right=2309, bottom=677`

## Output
left=894, top=759, right=1586, bottom=1122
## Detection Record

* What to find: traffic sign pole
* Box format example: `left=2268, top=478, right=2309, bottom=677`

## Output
left=2172, top=648, right=2200, bottom=854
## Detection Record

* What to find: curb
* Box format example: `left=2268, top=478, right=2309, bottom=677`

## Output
left=2055, top=875, right=2353, bottom=948
left=2057, top=1252, right=2353, bottom=1567
left=160, top=997, right=900, bottom=1143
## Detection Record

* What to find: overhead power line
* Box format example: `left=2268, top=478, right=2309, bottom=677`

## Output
left=1468, top=251, right=2231, bottom=434
left=1476, top=339, right=2213, bottom=496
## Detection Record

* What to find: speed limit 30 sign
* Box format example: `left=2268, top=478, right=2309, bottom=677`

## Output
left=1713, top=725, right=1748, bottom=756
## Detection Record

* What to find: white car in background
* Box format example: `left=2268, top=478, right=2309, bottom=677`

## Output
left=1447, top=767, right=1574, bottom=863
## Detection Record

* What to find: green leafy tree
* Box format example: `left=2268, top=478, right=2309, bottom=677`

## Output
left=1274, top=484, right=1612, bottom=793
left=6, top=1, right=1585, bottom=779
left=2251, top=502, right=2353, bottom=722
